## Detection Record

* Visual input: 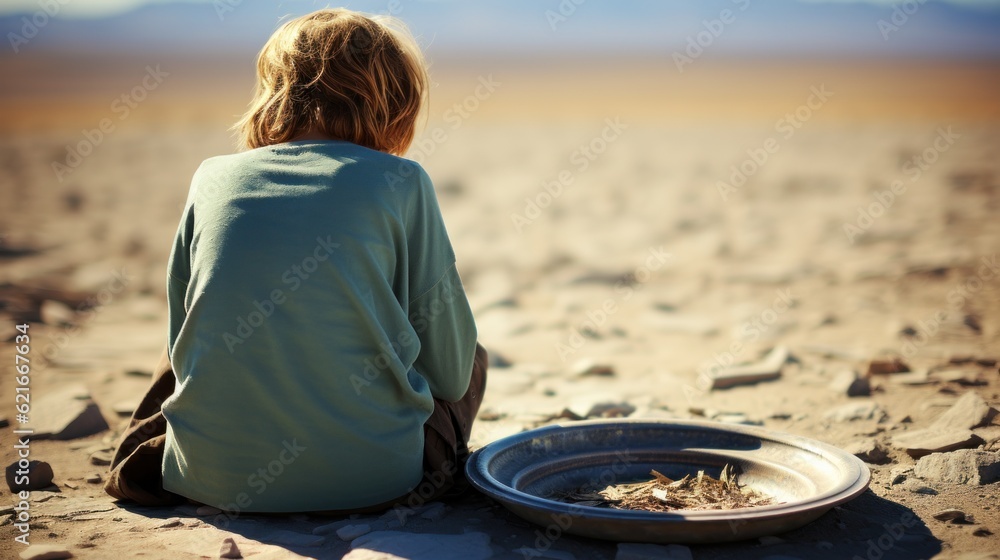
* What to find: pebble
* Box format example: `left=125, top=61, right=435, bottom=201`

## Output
left=866, top=358, right=910, bottom=375
left=824, top=401, right=887, bottom=423
left=972, top=527, right=993, bottom=537
left=112, top=400, right=140, bottom=416
left=913, top=449, right=1000, bottom=485
left=156, top=517, right=183, bottom=529
left=196, top=505, right=222, bottom=516
left=829, top=370, right=870, bottom=397
left=891, top=428, right=984, bottom=459
left=6, top=460, right=54, bottom=491
left=18, top=544, right=74, bottom=560
left=932, top=508, right=968, bottom=523
left=710, top=346, right=788, bottom=390
left=930, top=391, right=996, bottom=431
left=615, top=543, right=694, bottom=560
left=901, top=479, right=938, bottom=495
left=218, top=537, right=242, bottom=558
left=89, top=451, right=113, bottom=466
left=337, top=523, right=374, bottom=541
left=844, top=439, right=891, bottom=464
left=0, top=416, right=8, bottom=428
left=572, top=359, right=616, bottom=377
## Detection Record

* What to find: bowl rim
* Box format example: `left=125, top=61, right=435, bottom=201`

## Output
left=466, top=418, right=872, bottom=523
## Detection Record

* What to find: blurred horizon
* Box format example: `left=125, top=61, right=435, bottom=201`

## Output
left=3, top=0, right=1000, bottom=59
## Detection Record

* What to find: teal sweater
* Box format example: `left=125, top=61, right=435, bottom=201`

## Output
left=161, top=140, right=477, bottom=512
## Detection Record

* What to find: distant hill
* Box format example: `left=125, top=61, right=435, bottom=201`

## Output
left=2, top=0, right=1000, bottom=58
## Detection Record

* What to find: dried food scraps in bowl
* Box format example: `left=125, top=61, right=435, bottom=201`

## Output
left=550, top=464, right=780, bottom=512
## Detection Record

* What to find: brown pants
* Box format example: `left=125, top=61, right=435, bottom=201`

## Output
left=105, top=343, right=488, bottom=513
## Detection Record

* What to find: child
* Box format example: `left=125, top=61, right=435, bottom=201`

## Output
left=105, top=8, right=487, bottom=513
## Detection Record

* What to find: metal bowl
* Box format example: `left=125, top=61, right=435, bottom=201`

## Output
left=465, top=419, right=870, bottom=543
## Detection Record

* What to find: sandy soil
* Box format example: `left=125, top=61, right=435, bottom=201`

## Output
left=1, top=56, right=999, bottom=559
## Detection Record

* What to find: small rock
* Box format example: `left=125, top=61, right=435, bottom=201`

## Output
left=615, top=543, right=693, bottom=560
left=889, top=466, right=912, bottom=485
left=196, top=505, right=222, bottom=516
left=824, top=401, right=887, bottom=423
left=891, top=370, right=933, bottom=386
left=710, top=346, right=788, bottom=390
left=89, top=451, right=113, bottom=466
left=18, top=544, right=74, bottom=560
left=573, top=359, right=615, bottom=377
left=6, top=460, right=55, bottom=491
left=901, top=479, right=938, bottom=494
left=0, top=416, right=8, bottom=428
left=973, top=527, right=993, bottom=537
left=932, top=508, right=968, bottom=523
left=867, top=358, right=910, bottom=375
left=892, top=429, right=984, bottom=459
left=84, top=473, right=102, bottom=484
left=913, top=449, right=1000, bottom=485
left=337, top=523, right=373, bottom=541
left=32, top=383, right=109, bottom=440
left=477, top=408, right=505, bottom=421
left=488, top=351, right=512, bottom=369
left=586, top=402, right=636, bottom=419
left=929, top=391, right=997, bottom=431
left=156, top=517, right=183, bottom=529
left=844, top=439, right=891, bottom=464
left=112, top=400, right=140, bottom=416
left=829, top=370, right=871, bottom=397
left=219, top=537, right=242, bottom=559
left=933, top=369, right=987, bottom=386
left=713, top=413, right=763, bottom=426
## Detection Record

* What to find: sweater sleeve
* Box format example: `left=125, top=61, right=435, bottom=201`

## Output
left=406, top=167, right=477, bottom=402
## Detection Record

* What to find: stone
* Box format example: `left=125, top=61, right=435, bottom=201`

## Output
left=219, top=537, right=242, bottom=559
left=572, top=359, right=615, bottom=377
left=157, top=517, right=183, bottom=528
left=929, top=391, right=997, bottom=431
left=32, top=383, right=109, bottom=440
left=866, top=358, right=910, bottom=375
left=932, top=508, right=968, bottom=523
left=85, top=473, right=102, bottom=484
left=349, top=531, right=492, bottom=560
left=889, top=466, right=912, bottom=485
left=829, top=370, right=871, bottom=397
left=901, top=479, right=938, bottom=494
left=6, top=460, right=54, bottom=491
left=615, top=542, right=694, bottom=560
left=892, top=429, right=984, bottom=459
left=844, top=439, right=891, bottom=464
left=914, top=449, right=1000, bottom=485
left=18, top=544, right=74, bottom=560
left=972, top=528, right=993, bottom=537
left=89, top=450, right=113, bottom=466
left=338, top=523, right=374, bottom=541
left=711, top=346, right=788, bottom=390
left=824, top=401, right=887, bottom=423
left=933, top=369, right=987, bottom=386
left=586, top=402, right=636, bottom=418
left=196, top=505, right=222, bottom=516
left=0, top=416, right=9, bottom=428
left=112, top=400, right=140, bottom=416
left=487, top=350, right=512, bottom=368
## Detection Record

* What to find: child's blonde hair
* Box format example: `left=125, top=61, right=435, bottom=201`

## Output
left=236, top=8, right=428, bottom=155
